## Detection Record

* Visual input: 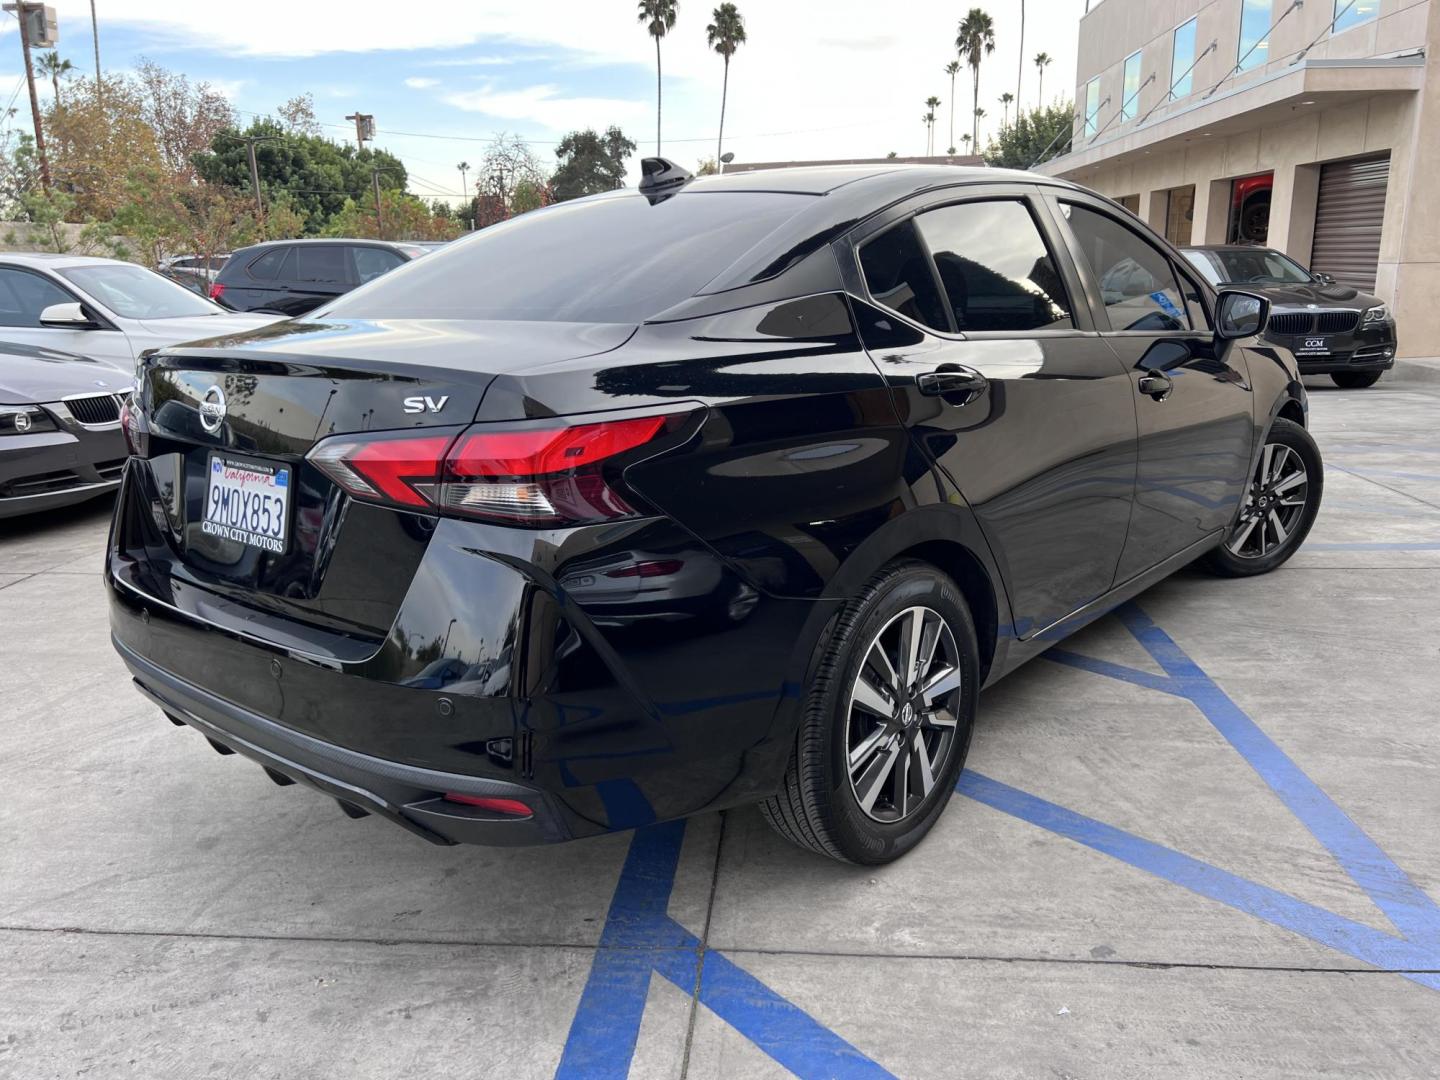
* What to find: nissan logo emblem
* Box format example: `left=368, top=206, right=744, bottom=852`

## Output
left=199, top=385, right=227, bottom=434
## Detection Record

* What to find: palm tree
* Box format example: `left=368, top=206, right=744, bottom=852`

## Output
left=956, top=9, right=996, bottom=147
left=999, top=91, right=1014, bottom=127
left=961, top=133, right=972, bottom=153
left=1016, top=0, right=1025, bottom=111
left=1035, top=52, right=1053, bottom=103
left=36, top=52, right=75, bottom=108
left=637, top=0, right=679, bottom=155
left=973, top=106, right=987, bottom=145
left=944, top=60, right=960, bottom=157
left=925, top=95, right=941, bottom=155
left=706, top=4, right=746, bottom=166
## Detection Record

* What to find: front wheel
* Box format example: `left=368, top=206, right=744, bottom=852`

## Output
left=1201, top=417, right=1323, bottom=577
left=1331, top=371, right=1382, bottom=389
left=759, top=560, right=979, bottom=864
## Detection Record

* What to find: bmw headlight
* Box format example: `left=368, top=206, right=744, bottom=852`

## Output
left=1363, top=304, right=1390, bottom=324
left=0, top=405, right=54, bottom=435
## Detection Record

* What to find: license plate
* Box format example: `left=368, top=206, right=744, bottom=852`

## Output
left=201, top=455, right=291, bottom=553
left=1298, top=336, right=1329, bottom=356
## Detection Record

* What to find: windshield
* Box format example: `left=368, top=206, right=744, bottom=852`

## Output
left=58, top=264, right=225, bottom=319
left=1206, top=249, right=1313, bottom=285
left=321, top=191, right=812, bottom=323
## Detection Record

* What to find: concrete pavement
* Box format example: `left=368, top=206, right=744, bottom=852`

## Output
left=2, top=369, right=1438, bottom=1079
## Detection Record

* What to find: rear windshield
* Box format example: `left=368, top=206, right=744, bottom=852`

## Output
left=320, top=191, right=813, bottom=323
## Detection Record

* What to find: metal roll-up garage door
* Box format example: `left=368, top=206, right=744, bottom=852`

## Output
left=1310, top=153, right=1389, bottom=291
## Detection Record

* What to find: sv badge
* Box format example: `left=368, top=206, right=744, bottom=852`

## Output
left=403, top=395, right=450, bottom=414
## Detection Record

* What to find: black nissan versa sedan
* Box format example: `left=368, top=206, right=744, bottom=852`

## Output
left=106, top=162, right=1321, bottom=865
left=1183, top=245, right=1397, bottom=388
left=1, top=340, right=128, bottom=517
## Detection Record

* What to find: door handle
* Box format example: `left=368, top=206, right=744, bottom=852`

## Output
left=1137, top=371, right=1173, bottom=401
left=918, top=365, right=988, bottom=403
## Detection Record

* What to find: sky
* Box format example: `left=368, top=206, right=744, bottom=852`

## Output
left=1, top=0, right=1085, bottom=201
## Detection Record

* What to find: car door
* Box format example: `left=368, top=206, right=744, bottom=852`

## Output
left=285, top=245, right=354, bottom=314
left=1046, top=197, right=1254, bottom=580
left=0, top=265, right=133, bottom=367
left=843, top=187, right=1139, bottom=638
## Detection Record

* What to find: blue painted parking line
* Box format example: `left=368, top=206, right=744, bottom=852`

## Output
left=561, top=600, right=1438, bottom=1078
left=558, top=820, right=896, bottom=1080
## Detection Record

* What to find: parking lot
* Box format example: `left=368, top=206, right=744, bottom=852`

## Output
left=3, top=368, right=1438, bottom=1079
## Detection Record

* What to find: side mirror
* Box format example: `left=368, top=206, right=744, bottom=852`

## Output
left=39, top=302, right=99, bottom=329
left=1215, top=290, right=1268, bottom=340
left=1312, top=272, right=1337, bottom=286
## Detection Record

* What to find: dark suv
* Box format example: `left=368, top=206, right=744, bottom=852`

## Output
left=209, top=239, right=431, bottom=317
left=109, top=163, right=1320, bottom=865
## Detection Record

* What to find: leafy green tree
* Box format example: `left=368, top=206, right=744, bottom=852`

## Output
left=706, top=3, right=746, bottom=166
left=36, top=52, right=74, bottom=107
left=551, top=126, right=637, bottom=201
left=1035, top=52, right=1053, bottom=102
left=956, top=8, right=996, bottom=147
left=637, top=0, right=678, bottom=154
left=195, top=119, right=408, bottom=235
left=944, top=60, right=960, bottom=154
left=982, top=101, right=1073, bottom=169
left=322, top=189, right=460, bottom=241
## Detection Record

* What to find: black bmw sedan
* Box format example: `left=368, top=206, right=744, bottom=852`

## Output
left=1182, top=245, right=1397, bottom=388
left=1, top=341, right=128, bottom=518
left=107, top=164, right=1322, bottom=864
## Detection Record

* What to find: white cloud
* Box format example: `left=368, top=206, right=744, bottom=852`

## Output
left=423, top=54, right=520, bottom=68
left=206, top=77, right=246, bottom=101
left=442, top=83, right=648, bottom=132
left=404, top=76, right=440, bottom=89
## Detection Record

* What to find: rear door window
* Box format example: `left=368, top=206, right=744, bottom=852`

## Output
left=246, top=247, right=292, bottom=281
left=351, top=246, right=406, bottom=284
left=295, top=246, right=350, bottom=285
left=1060, top=203, right=1190, bottom=331
left=913, top=200, right=1074, bottom=332
left=858, top=219, right=950, bottom=331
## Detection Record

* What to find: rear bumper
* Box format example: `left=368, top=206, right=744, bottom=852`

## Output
left=114, top=633, right=570, bottom=846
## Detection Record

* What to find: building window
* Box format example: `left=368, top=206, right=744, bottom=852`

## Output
left=1171, top=17, right=1198, bottom=99
left=1334, top=0, right=1378, bottom=34
left=1084, top=77, right=1101, bottom=136
left=1122, top=51, right=1142, bottom=120
left=1238, top=0, right=1272, bottom=72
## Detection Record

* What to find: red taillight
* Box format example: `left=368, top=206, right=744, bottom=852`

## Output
left=306, top=412, right=681, bottom=526
left=119, top=394, right=148, bottom=457
left=309, top=429, right=458, bottom=508
left=442, top=793, right=532, bottom=817
left=208, top=281, right=226, bottom=302
left=605, top=559, right=684, bottom=579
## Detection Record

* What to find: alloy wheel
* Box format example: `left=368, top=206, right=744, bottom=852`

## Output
left=845, top=606, right=962, bottom=823
left=1227, top=441, right=1310, bottom=559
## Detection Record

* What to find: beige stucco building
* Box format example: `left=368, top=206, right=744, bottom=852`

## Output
left=1040, top=0, right=1439, bottom=355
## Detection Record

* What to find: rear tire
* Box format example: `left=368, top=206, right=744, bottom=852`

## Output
left=759, top=559, right=979, bottom=865
left=1201, top=418, right=1322, bottom=577
left=1330, top=371, right=1382, bottom=389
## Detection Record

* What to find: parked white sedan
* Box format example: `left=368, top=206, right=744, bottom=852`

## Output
left=0, top=253, right=283, bottom=371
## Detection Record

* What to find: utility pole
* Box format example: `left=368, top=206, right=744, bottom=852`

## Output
left=346, top=112, right=374, bottom=149
left=247, top=141, right=263, bottom=220
left=6, top=2, right=53, bottom=192
left=372, top=168, right=385, bottom=239
left=456, top=161, right=469, bottom=229
left=88, top=0, right=99, bottom=96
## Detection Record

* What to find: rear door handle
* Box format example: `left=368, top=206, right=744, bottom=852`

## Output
left=917, top=366, right=988, bottom=402
left=1138, top=371, right=1173, bottom=401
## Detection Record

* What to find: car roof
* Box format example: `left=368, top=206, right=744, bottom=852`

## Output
left=1183, top=245, right=1282, bottom=253
left=686, top=163, right=1079, bottom=197
left=238, top=238, right=405, bottom=249
left=0, top=252, right=145, bottom=270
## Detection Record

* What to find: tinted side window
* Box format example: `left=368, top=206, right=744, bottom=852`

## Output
left=1062, top=203, right=1190, bottom=331
left=0, top=268, right=76, bottom=327
left=913, top=200, right=1073, bottom=332
left=296, top=246, right=349, bottom=284
left=858, top=220, right=949, bottom=331
left=352, top=246, right=405, bottom=284
left=246, top=248, right=291, bottom=281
